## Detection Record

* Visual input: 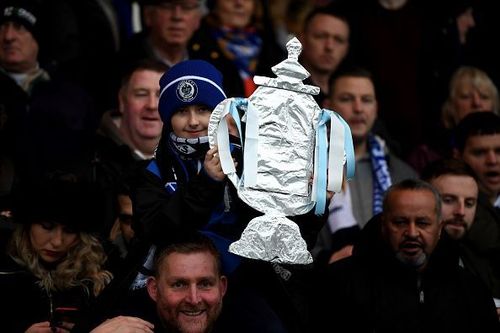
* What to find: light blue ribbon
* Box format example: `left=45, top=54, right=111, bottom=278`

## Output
left=333, top=112, right=355, bottom=180
left=314, top=111, right=331, bottom=215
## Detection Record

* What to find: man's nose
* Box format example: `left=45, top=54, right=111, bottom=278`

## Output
left=454, top=201, right=466, bottom=216
left=405, top=222, right=419, bottom=238
left=171, top=4, right=183, bottom=19
left=147, top=93, right=158, bottom=109
left=185, top=285, right=201, bottom=304
left=485, top=150, right=498, bottom=164
left=352, top=99, right=363, bottom=113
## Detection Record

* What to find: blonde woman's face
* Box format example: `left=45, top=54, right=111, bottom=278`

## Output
left=453, top=81, right=494, bottom=123
left=30, top=222, right=79, bottom=263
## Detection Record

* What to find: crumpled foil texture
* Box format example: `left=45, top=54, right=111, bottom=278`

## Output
left=209, top=37, right=324, bottom=264
left=228, top=215, right=312, bottom=264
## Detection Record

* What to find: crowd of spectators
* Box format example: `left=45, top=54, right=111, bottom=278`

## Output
left=1, top=0, right=500, bottom=332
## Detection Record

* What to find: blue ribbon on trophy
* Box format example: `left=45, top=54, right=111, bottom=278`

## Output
left=208, top=37, right=355, bottom=264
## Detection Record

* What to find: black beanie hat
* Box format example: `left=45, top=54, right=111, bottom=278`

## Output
left=0, top=0, right=41, bottom=44
left=12, top=174, right=104, bottom=233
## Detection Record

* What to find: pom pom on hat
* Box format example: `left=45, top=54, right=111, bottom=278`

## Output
left=158, top=60, right=226, bottom=125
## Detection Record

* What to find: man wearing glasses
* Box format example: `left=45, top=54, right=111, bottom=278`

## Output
left=119, top=0, right=204, bottom=70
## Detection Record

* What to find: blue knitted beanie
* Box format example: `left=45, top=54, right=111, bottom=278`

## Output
left=159, top=60, right=226, bottom=125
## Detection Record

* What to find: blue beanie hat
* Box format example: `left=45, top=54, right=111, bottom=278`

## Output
left=158, top=60, right=226, bottom=126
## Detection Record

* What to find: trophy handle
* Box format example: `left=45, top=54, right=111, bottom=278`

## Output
left=312, top=109, right=355, bottom=215
left=208, top=98, right=246, bottom=188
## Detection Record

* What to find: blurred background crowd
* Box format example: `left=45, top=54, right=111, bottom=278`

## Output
left=1, top=0, right=500, bottom=331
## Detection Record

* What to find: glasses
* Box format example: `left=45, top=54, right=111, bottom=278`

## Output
left=157, top=2, right=200, bottom=12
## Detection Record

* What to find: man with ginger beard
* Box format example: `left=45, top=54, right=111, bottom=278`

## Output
left=422, top=158, right=500, bottom=316
left=311, top=179, right=500, bottom=332
left=422, top=158, right=478, bottom=241
left=75, top=232, right=229, bottom=333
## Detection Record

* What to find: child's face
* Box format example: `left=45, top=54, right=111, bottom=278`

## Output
left=171, top=104, right=211, bottom=138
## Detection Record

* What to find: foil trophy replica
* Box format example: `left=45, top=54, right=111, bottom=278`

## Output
left=208, top=37, right=355, bottom=264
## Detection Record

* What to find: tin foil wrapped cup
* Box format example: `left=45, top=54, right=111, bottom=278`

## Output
left=208, top=37, right=355, bottom=264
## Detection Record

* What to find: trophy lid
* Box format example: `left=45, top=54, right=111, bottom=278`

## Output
left=253, top=37, right=320, bottom=95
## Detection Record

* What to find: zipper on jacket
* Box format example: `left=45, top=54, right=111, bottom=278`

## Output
left=417, top=275, right=424, bottom=304
left=48, top=289, right=54, bottom=326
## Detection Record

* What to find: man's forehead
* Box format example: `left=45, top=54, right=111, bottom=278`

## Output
left=432, top=174, right=477, bottom=188
left=465, top=133, right=500, bottom=147
left=144, top=0, right=203, bottom=6
left=386, top=190, right=437, bottom=212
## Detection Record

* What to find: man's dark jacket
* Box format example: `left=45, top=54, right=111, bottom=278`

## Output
left=312, top=215, right=500, bottom=333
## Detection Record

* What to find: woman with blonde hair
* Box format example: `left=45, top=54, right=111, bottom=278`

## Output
left=0, top=175, right=113, bottom=333
left=441, top=66, right=499, bottom=129
left=408, top=66, right=499, bottom=174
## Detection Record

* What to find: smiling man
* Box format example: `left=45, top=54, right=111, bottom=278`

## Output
left=146, top=234, right=227, bottom=333
left=87, top=232, right=227, bottom=333
left=313, top=179, right=500, bottom=332
left=100, top=59, right=167, bottom=160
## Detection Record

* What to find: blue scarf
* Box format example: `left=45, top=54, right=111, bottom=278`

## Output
left=369, top=134, right=392, bottom=215
left=211, top=26, right=262, bottom=80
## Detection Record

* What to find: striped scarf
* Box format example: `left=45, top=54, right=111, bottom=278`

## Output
left=369, top=134, right=392, bottom=215
left=211, top=25, right=262, bottom=96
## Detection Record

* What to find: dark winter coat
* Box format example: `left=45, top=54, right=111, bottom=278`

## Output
left=312, top=215, right=500, bottom=333
left=0, top=255, right=97, bottom=333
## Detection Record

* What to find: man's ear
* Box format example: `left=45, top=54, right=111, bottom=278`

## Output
left=118, top=89, right=126, bottom=115
left=146, top=277, right=158, bottom=302
left=380, top=215, right=388, bottom=238
left=220, top=276, right=228, bottom=297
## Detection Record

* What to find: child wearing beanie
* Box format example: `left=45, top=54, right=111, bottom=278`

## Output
left=130, top=60, right=245, bottom=284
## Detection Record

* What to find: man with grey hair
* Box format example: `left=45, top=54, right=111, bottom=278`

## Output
left=119, top=0, right=205, bottom=71
left=312, top=179, right=500, bottom=332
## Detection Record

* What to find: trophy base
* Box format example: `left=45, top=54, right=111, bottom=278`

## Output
left=229, top=214, right=313, bottom=264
